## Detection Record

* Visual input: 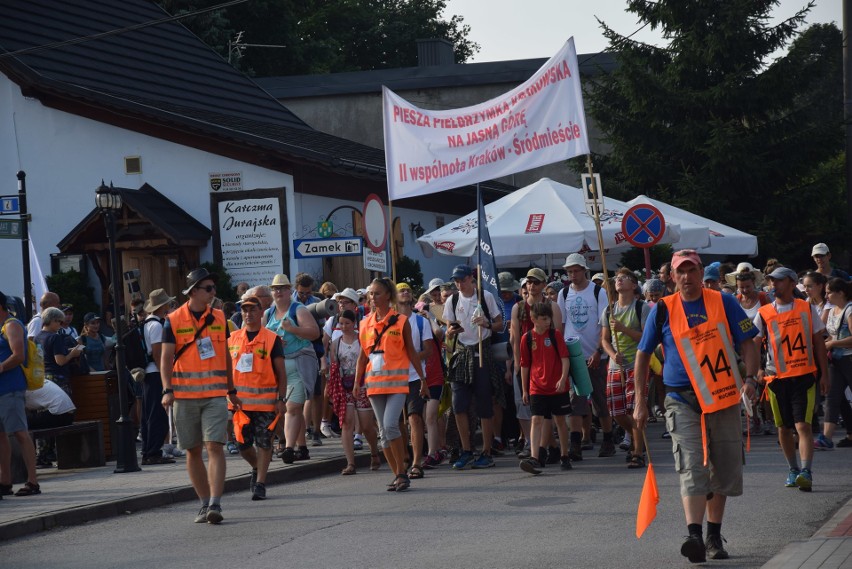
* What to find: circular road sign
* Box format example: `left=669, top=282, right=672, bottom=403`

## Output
left=362, top=194, right=388, bottom=253
left=621, top=204, right=666, bottom=248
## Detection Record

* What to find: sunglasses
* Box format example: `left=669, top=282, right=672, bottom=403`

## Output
left=526, top=279, right=542, bottom=285
left=195, top=284, right=216, bottom=293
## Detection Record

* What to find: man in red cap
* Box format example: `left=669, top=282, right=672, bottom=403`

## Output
left=634, top=250, right=760, bottom=563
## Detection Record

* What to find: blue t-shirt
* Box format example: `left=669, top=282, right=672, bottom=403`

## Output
left=0, top=318, right=27, bottom=394
left=638, top=292, right=757, bottom=388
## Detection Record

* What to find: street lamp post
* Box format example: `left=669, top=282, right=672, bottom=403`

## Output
left=95, top=182, right=140, bottom=473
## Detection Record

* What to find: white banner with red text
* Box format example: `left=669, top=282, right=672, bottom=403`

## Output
left=382, top=38, right=589, bottom=201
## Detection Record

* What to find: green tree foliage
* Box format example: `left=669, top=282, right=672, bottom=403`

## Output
left=199, top=261, right=237, bottom=302
left=583, top=1, right=846, bottom=270
left=395, top=255, right=424, bottom=295
left=45, top=270, right=100, bottom=331
left=157, top=0, right=478, bottom=76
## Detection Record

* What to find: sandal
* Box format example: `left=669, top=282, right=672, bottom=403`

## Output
left=370, top=454, right=381, bottom=471
left=15, top=482, right=41, bottom=496
left=628, top=454, right=646, bottom=469
left=394, top=475, right=411, bottom=492
left=386, top=475, right=402, bottom=491
left=408, top=464, right=424, bottom=479
left=341, top=464, right=357, bottom=475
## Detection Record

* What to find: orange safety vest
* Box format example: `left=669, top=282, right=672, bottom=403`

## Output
left=758, top=299, right=818, bottom=379
left=359, top=310, right=410, bottom=396
left=664, top=289, right=743, bottom=414
left=228, top=327, right=279, bottom=411
left=168, top=303, right=228, bottom=399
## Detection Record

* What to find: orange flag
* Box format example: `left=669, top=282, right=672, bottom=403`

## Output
left=636, top=462, right=660, bottom=539
left=232, top=409, right=250, bottom=444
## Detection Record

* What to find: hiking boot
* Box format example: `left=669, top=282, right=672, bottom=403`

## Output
left=452, top=450, right=474, bottom=470
left=705, top=534, right=729, bottom=560
left=796, top=468, right=813, bottom=492
left=568, top=441, right=583, bottom=461
left=252, top=482, right=266, bottom=501
left=194, top=505, right=209, bottom=523
left=519, top=458, right=542, bottom=475
left=680, top=534, right=706, bottom=563
left=785, top=468, right=800, bottom=488
left=471, top=453, right=495, bottom=469
left=294, top=446, right=310, bottom=461
left=206, top=504, right=223, bottom=524
left=560, top=455, right=573, bottom=470
left=281, top=447, right=295, bottom=464
left=598, top=440, right=616, bottom=457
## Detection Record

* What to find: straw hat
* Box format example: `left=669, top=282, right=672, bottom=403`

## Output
left=724, top=262, right=764, bottom=287
left=270, top=274, right=292, bottom=287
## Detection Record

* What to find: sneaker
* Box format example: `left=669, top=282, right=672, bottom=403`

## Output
left=748, top=417, right=763, bottom=436
left=680, top=534, right=706, bottom=563
left=226, top=441, right=239, bottom=455
left=796, top=468, right=813, bottom=492
left=519, top=458, right=542, bottom=475
left=568, top=442, right=583, bottom=462
left=763, top=420, right=777, bottom=436
left=785, top=468, right=800, bottom=488
left=705, top=534, right=729, bottom=560
left=661, top=431, right=671, bottom=439
left=581, top=439, right=593, bottom=451
left=311, top=435, right=323, bottom=447
left=206, top=504, right=223, bottom=524
left=439, top=447, right=450, bottom=460
left=294, top=447, right=310, bottom=461
left=252, top=482, right=266, bottom=501
left=320, top=421, right=337, bottom=438
left=353, top=435, right=363, bottom=451
left=546, top=446, right=560, bottom=464
left=422, top=453, right=439, bottom=469
left=837, top=437, right=852, bottom=448
left=814, top=433, right=834, bottom=450
left=249, top=469, right=257, bottom=494
left=194, top=505, right=209, bottom=523
left=281, top=447, right=295, bottom=464
left=452, top=450, right=474, bottom=470
left=619, top=436, right=632, bottom=451
left=598, top=440, right=616, bottom=457
left=491, top=438, right=506, bottom=456
left=560, top=455, right=573, bottom=470
left=471, top=453, right=495, bottom=469
left=517, top=442, right=532, bottom=460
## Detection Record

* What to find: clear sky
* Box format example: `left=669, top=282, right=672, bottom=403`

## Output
left=444, top=0, right=842, bottom=62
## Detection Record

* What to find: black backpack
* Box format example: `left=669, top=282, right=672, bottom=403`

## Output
left=523, top=327, right=560, bottom=361
left=450, top=291, right=492, bottom=322
left=123, top=316, right=163, bottom=369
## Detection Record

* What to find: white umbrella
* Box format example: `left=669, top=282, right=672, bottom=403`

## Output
left=625, top=195, right=758, bottom=256
left=417, top=178, right=710, bottom=265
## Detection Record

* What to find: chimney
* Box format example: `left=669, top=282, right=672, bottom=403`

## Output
left=416, top=38, right=455, bottom=66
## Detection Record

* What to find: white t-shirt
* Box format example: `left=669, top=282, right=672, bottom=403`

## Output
left=442, top=290, right=500, bottom=347
left=558, top=281, right=608, bottom=358
left=143, top=316, right=165, bottom=374
left=25, top=379, right=76, bottom=414
left=406, top=313, right=433, bottom=382
left=27, top=315, right=42, bottom=339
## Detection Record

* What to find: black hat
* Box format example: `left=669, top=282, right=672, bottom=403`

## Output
left=182, top=268, right=217, bottom=295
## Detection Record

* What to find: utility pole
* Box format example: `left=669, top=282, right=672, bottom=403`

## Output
left=845, top=0, right=852, bottom=264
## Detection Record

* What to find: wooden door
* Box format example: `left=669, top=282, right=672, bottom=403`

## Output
left=121, top=251, right=184, bottom=313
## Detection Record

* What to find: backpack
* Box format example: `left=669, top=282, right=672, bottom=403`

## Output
left=1, top=318, right=44, bottom=390
left=122, top=326, right=150, bottom=370
left=450, top=291, right=492, bottom=323
left=604, top=299, right=646, bottom=334
left=561, top=282, right=602, bottom=305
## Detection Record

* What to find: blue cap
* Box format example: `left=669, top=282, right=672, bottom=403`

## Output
left=451, top=264, right=473, bottom=280
left=703, top=262, right=720, bottom=282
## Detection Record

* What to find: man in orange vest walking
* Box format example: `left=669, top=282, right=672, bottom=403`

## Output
left=754, top=267, right=829, bottom=492
left=228, top=296, right=286, bottom=501
left=161, top=268, right=240, bottom=525
left=634, top=250, right=760, bottom=563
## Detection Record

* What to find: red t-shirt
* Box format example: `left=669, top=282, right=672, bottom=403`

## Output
left=519, top=327, right=568, bottom=395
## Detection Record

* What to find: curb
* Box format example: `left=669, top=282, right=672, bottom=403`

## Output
left=0, top=451, right=370, bottom=542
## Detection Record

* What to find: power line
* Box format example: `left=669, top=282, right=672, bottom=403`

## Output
left=0, top=0, right=250, bottom=60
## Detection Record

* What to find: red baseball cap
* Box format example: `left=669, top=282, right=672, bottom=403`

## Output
left=671, top=249, right=703, bottom=271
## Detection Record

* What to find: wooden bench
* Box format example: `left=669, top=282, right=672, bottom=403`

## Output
left=30, top=420, right=105, bottom=469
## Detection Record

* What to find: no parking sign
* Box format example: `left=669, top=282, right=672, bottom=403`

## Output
left=621, top=204, right=665, bottom=248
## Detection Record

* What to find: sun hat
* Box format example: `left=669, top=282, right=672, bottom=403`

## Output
left=270, top=274, right=292, bottom=288
left=724, top=262, right=764, bottom=287
left=144, top=288, right=176, bottom=313
left=498, top=272, right=520, bottom=291
left=562, top=253, right=589, bottom=270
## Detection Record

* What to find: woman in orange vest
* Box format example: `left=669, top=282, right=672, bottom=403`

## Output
left=355, top=277, right=425, bottom=492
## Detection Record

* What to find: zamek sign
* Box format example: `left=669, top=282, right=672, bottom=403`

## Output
left=210, top=189, right=288, bottom=287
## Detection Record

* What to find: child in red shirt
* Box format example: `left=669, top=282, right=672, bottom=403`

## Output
left=519, top=302, right=571, bottom=474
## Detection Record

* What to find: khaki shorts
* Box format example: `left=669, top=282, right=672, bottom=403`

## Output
left=174, top=397, right=228, bottom=450
left=664, top=394, right=744, bottom=498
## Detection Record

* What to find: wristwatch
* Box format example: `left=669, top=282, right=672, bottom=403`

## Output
left=162, top=388, right=174, bottom=396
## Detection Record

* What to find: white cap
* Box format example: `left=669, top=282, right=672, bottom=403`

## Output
left=562, top=253, right=589, bottom=270
left=812, top=243, right=830, bottom=256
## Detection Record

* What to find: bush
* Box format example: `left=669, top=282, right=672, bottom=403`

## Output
left=45, top=270, right=99, bottom=330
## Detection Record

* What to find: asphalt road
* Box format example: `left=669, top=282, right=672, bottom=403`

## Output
left=2, top=422, right=850, bottom=569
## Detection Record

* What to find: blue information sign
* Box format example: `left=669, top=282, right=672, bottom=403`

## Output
left=0, top=197, right=20, bottom=214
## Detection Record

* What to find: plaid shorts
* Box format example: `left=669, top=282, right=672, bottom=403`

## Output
left=236, top=410, right=277, bottom=450
left=606, top=366, right=636, bottom=417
